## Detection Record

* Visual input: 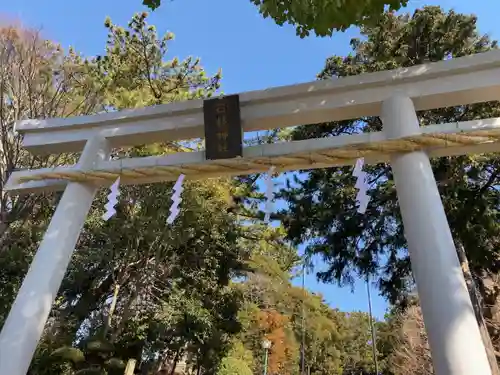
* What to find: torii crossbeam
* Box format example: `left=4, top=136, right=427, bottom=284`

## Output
left=3, top=50, right=500, bottom=375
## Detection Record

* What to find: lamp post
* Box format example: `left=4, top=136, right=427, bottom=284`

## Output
left=262, top=339, right=272, bottom=375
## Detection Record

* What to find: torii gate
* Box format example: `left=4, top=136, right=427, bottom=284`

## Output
left=2, top=50, right=500, bottom=375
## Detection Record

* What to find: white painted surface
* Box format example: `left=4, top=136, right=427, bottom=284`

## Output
left=0, top=137, right=111, bottom=375
left=382, top=94, right=492, bottom=375
left=14, top=50, right=500, bottom=154
left=6, top=117, right=500, bottom=194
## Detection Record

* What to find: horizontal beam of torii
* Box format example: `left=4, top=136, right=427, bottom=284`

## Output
left=6, top=117, right=500, bottom=194
left=14, top=49, right=500, bottom=155
left=2, top=51, right=500, bottom=375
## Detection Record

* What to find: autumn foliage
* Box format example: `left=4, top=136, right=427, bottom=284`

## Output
left=257, top=309, right=298, bottom=375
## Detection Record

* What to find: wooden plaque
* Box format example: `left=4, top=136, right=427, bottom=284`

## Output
left=203, top=95, right=243, bottom=160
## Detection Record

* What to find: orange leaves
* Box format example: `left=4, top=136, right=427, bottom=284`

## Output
left=256, top=309, right=298, bottom=375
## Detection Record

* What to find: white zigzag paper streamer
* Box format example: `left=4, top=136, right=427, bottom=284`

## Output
left=102, top=177, right=120, bottom=221
left=352, top=158, right=370, bottom=214
left=264, top=166, right=276, bottom=223
left=167, top=174, right=185, bottom=225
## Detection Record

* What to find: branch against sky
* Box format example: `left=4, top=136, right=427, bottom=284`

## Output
left=279, top=6, right=500, bottom=305
left=141, top=0, right=409, bottom=37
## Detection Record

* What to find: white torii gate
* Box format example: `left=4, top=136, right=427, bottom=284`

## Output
left=3, top=50, right=500, bottom=375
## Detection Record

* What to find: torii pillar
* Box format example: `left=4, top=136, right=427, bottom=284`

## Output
left=382, top=94, right=492, bottom=375
left=0, top=137, right=110, bottom=375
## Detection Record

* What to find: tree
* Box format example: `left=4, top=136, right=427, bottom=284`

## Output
left=141, top=0, right=409, bottom=37
left=280, top=5, right=500, bottom=305
left=236, top=247, right=387, bottom=375
left=0, top=25, right=103, bottom=242
left=216, top=340, right=253, bottom=375
left=280, top=6, right=500, bottom=372
left=387, top=305, right=433, bottom=375
left=217, top=356, right=252, bottom=375
left=98, top=12, right=221, bottom=109
left=0, top=22, right=106, bottom=326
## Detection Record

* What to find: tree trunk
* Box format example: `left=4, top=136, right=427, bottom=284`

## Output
left=104, top=283, right=120, bottom=336
left=155, top=348, right=170, bottom=373
left=168, top=348, right=181, bottom=375
left=456, top=241, right=500, bottom=375
left=0, top=219, right=9, bottom=247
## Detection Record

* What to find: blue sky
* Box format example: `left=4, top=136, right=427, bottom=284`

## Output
left=2, top=0, right=499, bottom=319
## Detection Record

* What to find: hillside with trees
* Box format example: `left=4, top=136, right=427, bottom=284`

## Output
left=1, top=5, right=500, bottom=375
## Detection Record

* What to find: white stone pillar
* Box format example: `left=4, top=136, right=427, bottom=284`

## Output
left=381, top=94, right=491, bottom=375
left=0, top=137, right=110, bottom=375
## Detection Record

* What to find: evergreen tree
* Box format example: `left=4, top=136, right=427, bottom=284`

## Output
left=280, top=6, right=500, bottom=306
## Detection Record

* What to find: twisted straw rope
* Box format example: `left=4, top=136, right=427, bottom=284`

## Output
left=17, top=129, right=500, bottom=185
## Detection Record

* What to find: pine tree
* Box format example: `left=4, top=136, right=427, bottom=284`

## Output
left=280, top=6, right=500, bottom=306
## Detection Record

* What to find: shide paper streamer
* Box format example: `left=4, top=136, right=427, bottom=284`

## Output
left=352, top=158, right=370, bottom=214
left=264, top=166, right=276, bottom=223
left=102, top=177, right=120, bottom=221
left=167, top=174, right=185, bottom=225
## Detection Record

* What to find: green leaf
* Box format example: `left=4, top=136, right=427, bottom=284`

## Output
left=104, top=358, right=126, bottom=369
left=141, top=0, right=410, bottom=36
left=51, top=346, right=86, bottom=364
